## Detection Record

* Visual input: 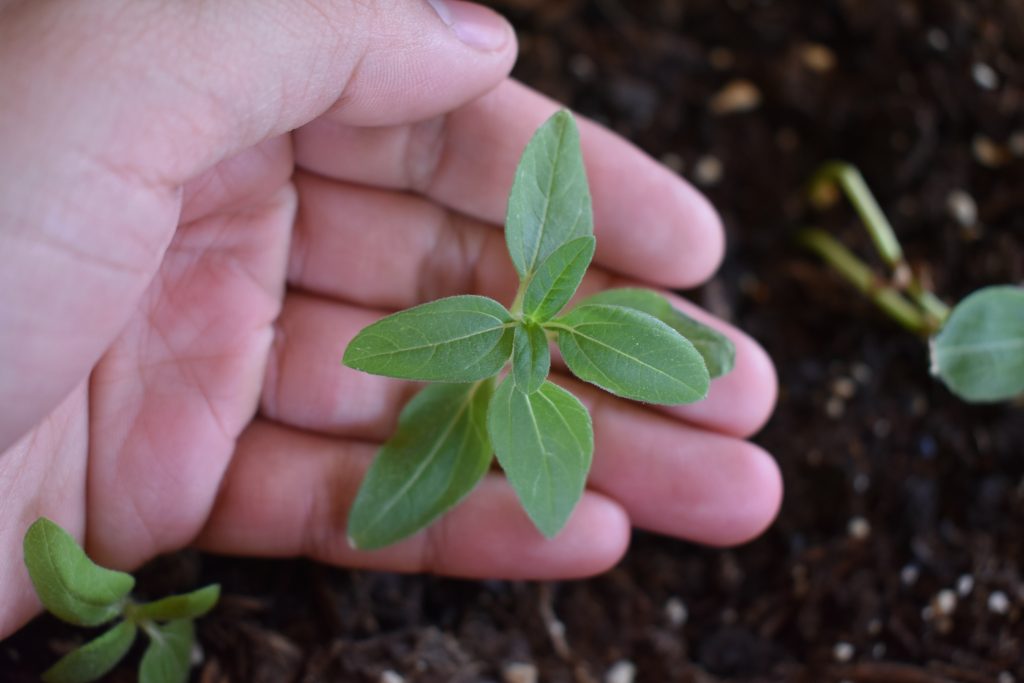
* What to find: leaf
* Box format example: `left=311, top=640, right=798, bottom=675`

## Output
left=487, top=377, right=593, bottom=538
left=347, top=381, right=495, bottom=549
left=131, top=585, right=220, bottom=622
left=23, top=518, right=135, bottom=627
left=41, top=621, right=137, bottom=683
left=505, top=110, right=594, bottom=280
left=139, top=620, right=194, bottom=683
left=930, top=285, right=1024, bottom=402
left=553, top=304, right=710, bottom=404
left=579, top=288, right=735, bottom=378
left=523, top=236, right=596, bottom=322
left=512, top=322, right=551, bottom=394
left=343, top=295, right=514, bottom=382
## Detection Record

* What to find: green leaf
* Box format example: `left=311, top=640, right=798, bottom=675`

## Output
left=552, top=304, right=710, bottom=404
left=523, top=236, right=596, bottom=322
left=512, top=322, right=551, bottom=394
left=139, top=620, right=194, bottom=683
left=348, top=381, right=495, bottom=549
left=343, top=295, right=514, bottom=382
left=487, top=377, right=593, bottom=538
left=930, top=285, right=1024, bottom=402
left=505, top=110, right=593, bottom=280
left=41, top=621, right=137, bottom=683
left=579, top=288, right=735, bottom=378
left=23, top=518, right=135, bottom=627
left=131, top=584, right=220, bottom=623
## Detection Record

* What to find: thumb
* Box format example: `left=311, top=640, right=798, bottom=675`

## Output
left=0, top=0, right=516, bottom=449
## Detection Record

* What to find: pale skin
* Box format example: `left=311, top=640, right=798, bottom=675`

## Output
left=0, top=0, right=782, bottom=638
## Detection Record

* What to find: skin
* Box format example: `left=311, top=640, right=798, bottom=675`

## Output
left=0, top=0, right=782, bottom=639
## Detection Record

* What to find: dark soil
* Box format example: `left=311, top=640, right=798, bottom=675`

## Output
left=6, top=1, right=1024, bottom=681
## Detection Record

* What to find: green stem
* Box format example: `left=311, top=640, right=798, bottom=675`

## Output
left=798, top=229, right=931, bottom=335
left=509, top=278, right=528, bottom=317
left=809, top=161, right=952, bottom=330
left=810, top=161, right=904, bottom=267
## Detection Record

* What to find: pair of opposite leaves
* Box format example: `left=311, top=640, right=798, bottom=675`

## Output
left=342, top=111, right=736, bottom=549
left=23, top=518, right=219, bottom=683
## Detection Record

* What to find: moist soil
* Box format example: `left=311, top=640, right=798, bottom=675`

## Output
left=5, top=1, right=1024, bottom=681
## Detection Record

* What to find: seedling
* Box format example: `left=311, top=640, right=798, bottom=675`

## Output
left=342, top=111, right=735, bottom=548
left=800, top=162, right=1024, bottom=402
left=22, top=517, right=219, bottom=683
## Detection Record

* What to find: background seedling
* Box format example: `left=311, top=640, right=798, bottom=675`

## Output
left=800, top=162, right=1024, bottom=403
left=342, top=111, right=735, bottom=548
left=23, top=517, right=219, bottom=683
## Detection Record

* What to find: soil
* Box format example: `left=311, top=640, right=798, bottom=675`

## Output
left=5, top=1, right=1024, bottom=681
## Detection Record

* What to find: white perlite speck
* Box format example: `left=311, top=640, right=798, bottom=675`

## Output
left=833, top=642, right=854, bottom=663
left=956, top=574, right=975, bottom=597
left=694, top=155, right=724, bottom=186
left=934, top=589, right=957, bottom=616
left=972, top=63, right=999, bottom=90
left=379, top=671, right=405, bottom=683
left=946, top=190, right=978, bottom=228
left=665, top=597, right=689, bottom=627
left=988, top=590, right=1010, bottom=615
left=847, top=517, right=871, bottom=540
left=900, top=564, right=920, bottom=586
left=606, top=660, right=637, bottom=683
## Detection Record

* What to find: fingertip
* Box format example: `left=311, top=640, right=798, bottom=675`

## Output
left=552, top=491, right=631, bottom=577
left=703, top=328, right=778, bottom=437
left=676, top=181, right=726, bottom=285
left=430, top=483, right=630, bottom=579
left=699, top=442, right=783, bottom=547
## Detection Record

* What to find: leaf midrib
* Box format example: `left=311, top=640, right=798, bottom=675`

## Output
left=553, top=322, right=699, bottom=393
left=352, top=322, right=514, bottom=361
left=360, top=385, right=480, bottom=534
left=936, top=336, right=1024, bottom=358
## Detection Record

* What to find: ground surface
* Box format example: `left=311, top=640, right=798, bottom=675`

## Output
left=5, top=0, right=1024, bottom=681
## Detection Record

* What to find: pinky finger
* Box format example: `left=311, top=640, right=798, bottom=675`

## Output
left=196, top=420, right=630, bottom=580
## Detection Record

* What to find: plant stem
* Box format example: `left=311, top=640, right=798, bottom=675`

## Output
left=509, top=278, right=528, bottom=317
left=810, top=162, right=904, bottom=267
left=809, top=161, right=952, bottom=329
left=798, top=229, right=931, bottom=335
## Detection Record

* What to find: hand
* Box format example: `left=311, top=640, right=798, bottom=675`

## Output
left=0, top=0, right=780, bottom=638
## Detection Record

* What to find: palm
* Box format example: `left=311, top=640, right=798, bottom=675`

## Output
left=1, top=82, right=780, bottom=640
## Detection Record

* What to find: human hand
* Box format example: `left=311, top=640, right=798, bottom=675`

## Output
left=0, top=0, right=780, bottom=639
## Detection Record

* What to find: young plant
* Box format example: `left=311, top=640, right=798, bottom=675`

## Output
left=23, top=517, right=219, bottom=683
left=800, top=162, right=1024, bottom=402
left=342, top=111, right=735, bottom=548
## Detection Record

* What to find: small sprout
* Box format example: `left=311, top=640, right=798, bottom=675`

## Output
left=801, top=162, right=1024, bottom=403
left=342, top=111, right=735, bottom=547
left=23, top=518, right=218, bottom=683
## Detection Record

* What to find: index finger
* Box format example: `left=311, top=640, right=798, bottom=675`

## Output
left=293, top=79, right=724, bottom=288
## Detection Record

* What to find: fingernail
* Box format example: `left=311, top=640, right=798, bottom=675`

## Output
left=426, top=0, right=510, bottom=52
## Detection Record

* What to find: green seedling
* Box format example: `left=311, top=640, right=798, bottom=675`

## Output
left=23, top=517, right=219, bottom=683
left=342, top=111, right=735, bottom=548
left=800, top=161, right=1024, bottom=403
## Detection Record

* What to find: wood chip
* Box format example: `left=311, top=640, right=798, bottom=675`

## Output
left=710, top=79, right=762, bottom=115
left=800, top=43, right=837, bottom=72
